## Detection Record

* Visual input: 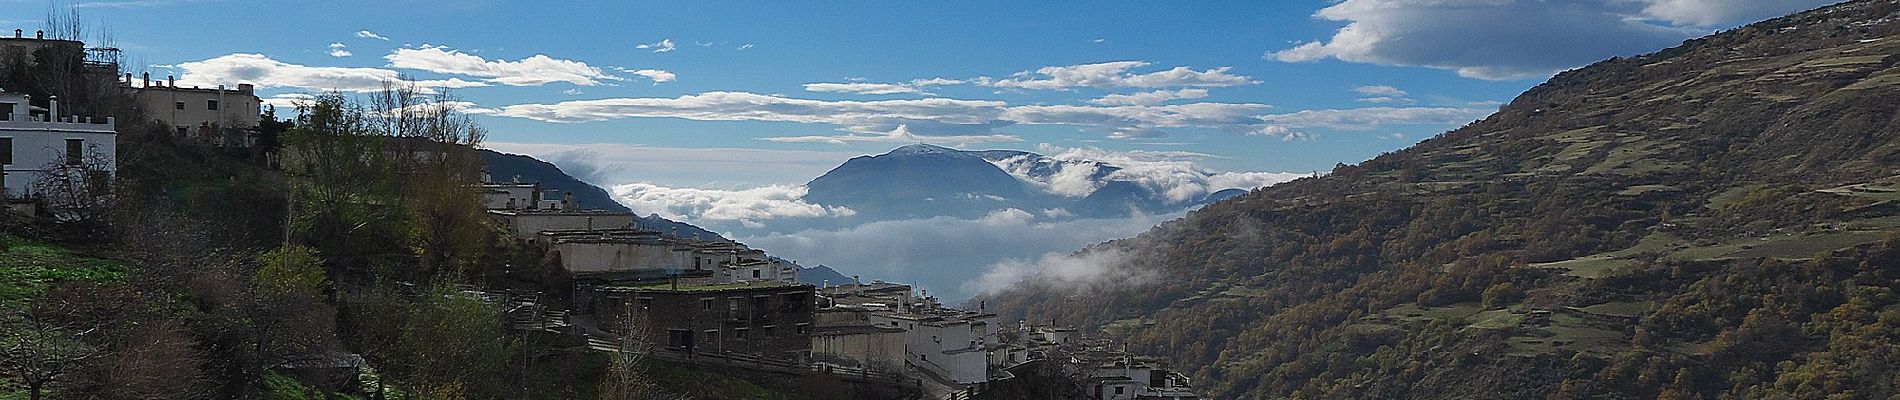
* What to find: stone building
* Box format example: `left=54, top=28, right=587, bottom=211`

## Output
left=126, top=73, right=260, bottom=146
left=589, top=281, right=816, bottom=362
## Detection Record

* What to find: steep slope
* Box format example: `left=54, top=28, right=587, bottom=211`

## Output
left=985, top=2, right=1900, bottom=399
left=478, top=149, right=728, bottom=242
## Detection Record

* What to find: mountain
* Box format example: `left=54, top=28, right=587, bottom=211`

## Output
left=985, top=2, right=1900, bottom=399
left=478, top=149, right=729, bottom=242
left=795, top=264, right=854, bottom=287
left=801, top=143, right=1257, bottom=221
left=804, top=144, right=1036, bottom=220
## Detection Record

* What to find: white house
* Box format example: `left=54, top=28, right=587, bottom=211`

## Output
left=0, top=90, right=115, bottom=199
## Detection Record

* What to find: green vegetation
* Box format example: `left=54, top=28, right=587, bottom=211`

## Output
left=0, top=235, right=123, bottom=303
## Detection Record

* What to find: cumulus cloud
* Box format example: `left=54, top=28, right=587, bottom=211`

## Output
left=1000, top=102, right=1272, bottom=139
left=356, top=30, right=389, bottom=40
left=991, top=144, right=1303, bottom=202
left=1088, top=88, right=1209, bottom=106
left=637, top=38, right=677, bottom=53
left=802, top=77, right=966, bottom=95
left=740, top=210, right=1181, bottom=299
left=612, top=183, right=855, bottom=224
left=384, top=46, right=615, bottom=86
left=1271, top=0, right=1830, bottom=80
left=326, top=43, right=352, bottom=58
left=622, top=68, right=676, bottom=83
left=980, top=61, right=1255, bottom=89
left=174, top=53, right=487, bottom=93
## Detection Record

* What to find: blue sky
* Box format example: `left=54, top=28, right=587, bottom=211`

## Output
left=6, top=0, right=1831, bottom=189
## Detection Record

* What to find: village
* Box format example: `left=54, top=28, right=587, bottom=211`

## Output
left=1, top=29, right=1199, bottom=400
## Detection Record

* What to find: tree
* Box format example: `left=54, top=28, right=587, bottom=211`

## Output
left=598, top=306, right=686, bottom=400
left=29, top=144, right=117, bottom=234
left=0, top=311, right=99, bottom=400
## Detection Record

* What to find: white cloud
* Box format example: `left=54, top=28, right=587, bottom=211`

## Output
left=326, top=43, right=352, bottom=58
left=260, top=93, right=315, bottom=110
left=174, top=54, right=487, bottom=93
left=981, top=61, right=1254, bottom=90
left=1639, top=0, right=1832, bottom=27
left=1088, top=88, right=1209, bottom=106
left=637, top=38, right=677, bottom=53
left=385, top=46, right=614, bottom=86
left=1353, top=85, right=1406, bottom=97
left=1000, top=102, right=1272, bottom=139
left=1269, top=0, right=1829, bottom=80
left=626, top=69, right=676, bottom=83
left=1258, top=106, right=1491, bottom=131
left=801, top=77, right=964, bottom=95
left=740, top=210, right=1181, bottom=299
left=991, top=144, right=1302, bottom=202
left=356, top=30, right=389, bottom=41
left=612, top=183, right=854, bottom=223
left=736, top=43, right=755, bottom=51
left=494, top=91, right=1013, bottom=135
left=966, top=248, right=1153, bottom=296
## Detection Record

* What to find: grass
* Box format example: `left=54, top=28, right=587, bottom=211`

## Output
left=1379, top=302, right=1483, bottom=323
left=1818, top=182, right=1900, bottom=201
left=1576, top=302, right=1654, bottom=318
left=0, top=235, right=126, bottom=304
left=1531, top=256, right=1635, bottom=279
left=1719, top=231, right=1888, bottom=259
left=1465, top=309, right=1525, bottom=330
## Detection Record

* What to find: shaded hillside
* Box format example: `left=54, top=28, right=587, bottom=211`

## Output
left=985, top=1, right=1900, bottom=399
left=804, top=144, right=1037, bottom=220
left=478, top=149, right=727, bottom=241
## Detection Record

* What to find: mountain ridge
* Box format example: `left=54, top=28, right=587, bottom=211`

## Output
left=985, top=2, right=1900, bottom=398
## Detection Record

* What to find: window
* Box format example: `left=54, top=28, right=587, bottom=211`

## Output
left=206, top=99, right=220, bottom=110
left=795, top=323, right=809, bottom=335
left=703, top=330, right=718, bottom=344
left=1115, top=387, right=1124, bottom=395
left=64, top=139, right=82, bottom=165
left=0, top=137, right=12, bottom=165
left=728, top=298, right=741, bottom=312
left=174, top=101, right=184, bottom=110
left=752, top=269, right=761, bottom=278
left=636, top=298, right=652, bottom=310
left=762, top=325, right=776, bottom=337
left=734, top=328, right=749, bottom=340
left=176, top=126, right=188, bottom=136
left=702, top=298, right=714, bottom=311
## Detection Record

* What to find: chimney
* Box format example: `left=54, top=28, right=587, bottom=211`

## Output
left=141, top=72, right=149, bottom=88
left=123, top=73, right=131, bottom=85
left=35, top=30, right=43, bottom=39
left=563, top=192, right=574, bottom=209
left=237, top=83, right=254, bottom=94
left=480, top=169, right=491, bottom=183
left=168, top=75, right=176, bottom=87
left=13, top=29, right=19, bottom=38
left=47, top=96, right=58, bottom=121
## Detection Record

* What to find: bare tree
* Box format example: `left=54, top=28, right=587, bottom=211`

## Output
left=0, top=311, right=100, bottom=400
left=598, top=307, right=689, bottom=400
left=29, top=145, right=116, bottom=233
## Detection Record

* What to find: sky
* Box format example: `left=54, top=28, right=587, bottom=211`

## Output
left=1, top=0, right=1837, bottom=298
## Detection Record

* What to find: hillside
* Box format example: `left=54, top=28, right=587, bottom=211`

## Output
left=984, top=2, right=1900, bottom=399
left=479, top=149, right=728, bottom=242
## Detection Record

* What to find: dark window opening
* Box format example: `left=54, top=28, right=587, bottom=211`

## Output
left=0, top=137, right=12, bottom=165
left=174, top=101, right=184, bottom=110
left=64, top=139, right=83, bottom=165
left=206, top=99, right=220, bottom=110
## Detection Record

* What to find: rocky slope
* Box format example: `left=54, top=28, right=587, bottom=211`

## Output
left=984, top=2, right=1900, bottom=398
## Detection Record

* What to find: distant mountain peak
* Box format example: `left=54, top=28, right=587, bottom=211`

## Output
left=887, top=143, right=957, bottom=155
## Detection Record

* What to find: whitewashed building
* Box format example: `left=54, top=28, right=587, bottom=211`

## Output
left=126, top=73, right=260, bottom=147
left=0, top=90, right=115, bottom=199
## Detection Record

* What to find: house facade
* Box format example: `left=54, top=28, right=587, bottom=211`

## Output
left=0, top=90, right=115, bottom=199
left=589, top=281, right=817, bottom=362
